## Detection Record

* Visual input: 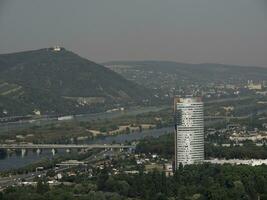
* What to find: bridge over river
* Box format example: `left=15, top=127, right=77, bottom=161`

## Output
left=0, top=144, right=135, bottom=157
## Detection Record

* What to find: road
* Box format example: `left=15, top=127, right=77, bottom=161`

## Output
left=0, top=149, right=110, bottom=191
left=0, top=165, right=69, bottom=190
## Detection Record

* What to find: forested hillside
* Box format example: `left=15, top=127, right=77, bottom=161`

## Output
left=0, top=48, right=151, bottom=116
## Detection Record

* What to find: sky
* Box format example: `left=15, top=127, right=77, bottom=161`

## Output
left=0, top=0, right=267, bottom=67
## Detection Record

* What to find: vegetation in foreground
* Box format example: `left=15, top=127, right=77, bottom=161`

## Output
left=0, top=164, right=267, bottom=200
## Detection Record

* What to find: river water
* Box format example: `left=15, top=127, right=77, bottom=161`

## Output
left=0, top=108, right=225, bottom=171
left=0, top=127, right=172, bottom=171
left=0, top=106, right=168, bottom=133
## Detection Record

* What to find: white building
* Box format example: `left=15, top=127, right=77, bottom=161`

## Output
left=174, top=97, right=204, bottom=168
left=205, top=159, right=267, bottom=166
left=247, top=80, right=262, bottom=90
left=53, top=46, right=62, bottom=51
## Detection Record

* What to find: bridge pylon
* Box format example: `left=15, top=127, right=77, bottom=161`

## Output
left=21, top=148, right=26, bottom=157
left=36, top=148, right=41, bottom=156
left=51, top=148, right=56, bottom=156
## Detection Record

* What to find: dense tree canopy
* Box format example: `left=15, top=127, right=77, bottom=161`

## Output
left=1, top=164, right=267, bottom=200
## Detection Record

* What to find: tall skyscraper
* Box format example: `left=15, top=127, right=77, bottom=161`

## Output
left=174, top=97, right=204, bottom=168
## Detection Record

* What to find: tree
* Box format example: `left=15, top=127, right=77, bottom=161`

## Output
left=231, top=181, right=247, bottom=200
left=125, top=127, right=130, bottom=134
left=46, top=169, right=56, bottom=178
left=155, top=193, right=168, bottom=200
left=36, top=180, right=49, bottom=194
left=73, top=184, right=86, bottom=194
left=96, top=165, right=109, bottom=190
left=139, top=125, right=143, bottom=132
left=116, top=180, right=130, bottom=196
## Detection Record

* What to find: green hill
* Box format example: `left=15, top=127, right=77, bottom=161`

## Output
left=0, top=48, right=151, bottom=117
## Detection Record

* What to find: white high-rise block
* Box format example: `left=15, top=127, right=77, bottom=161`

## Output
left=174, top=97, right=204, bottom=168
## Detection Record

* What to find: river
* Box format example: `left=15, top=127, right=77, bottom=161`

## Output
left=0, top=106, right=168, bottom=133
left=0, top=117, right=226, bottom=171
left=0, top=127, right=172, bottom=171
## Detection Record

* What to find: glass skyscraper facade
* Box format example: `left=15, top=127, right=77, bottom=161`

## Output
left=174, top=97, right=204, bottom=168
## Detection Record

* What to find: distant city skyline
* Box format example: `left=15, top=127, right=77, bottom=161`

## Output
left=0, top=0, right=267, bottom=67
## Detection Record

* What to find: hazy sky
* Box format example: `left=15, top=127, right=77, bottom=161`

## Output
left=0, top=0, right=267, bottom=66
